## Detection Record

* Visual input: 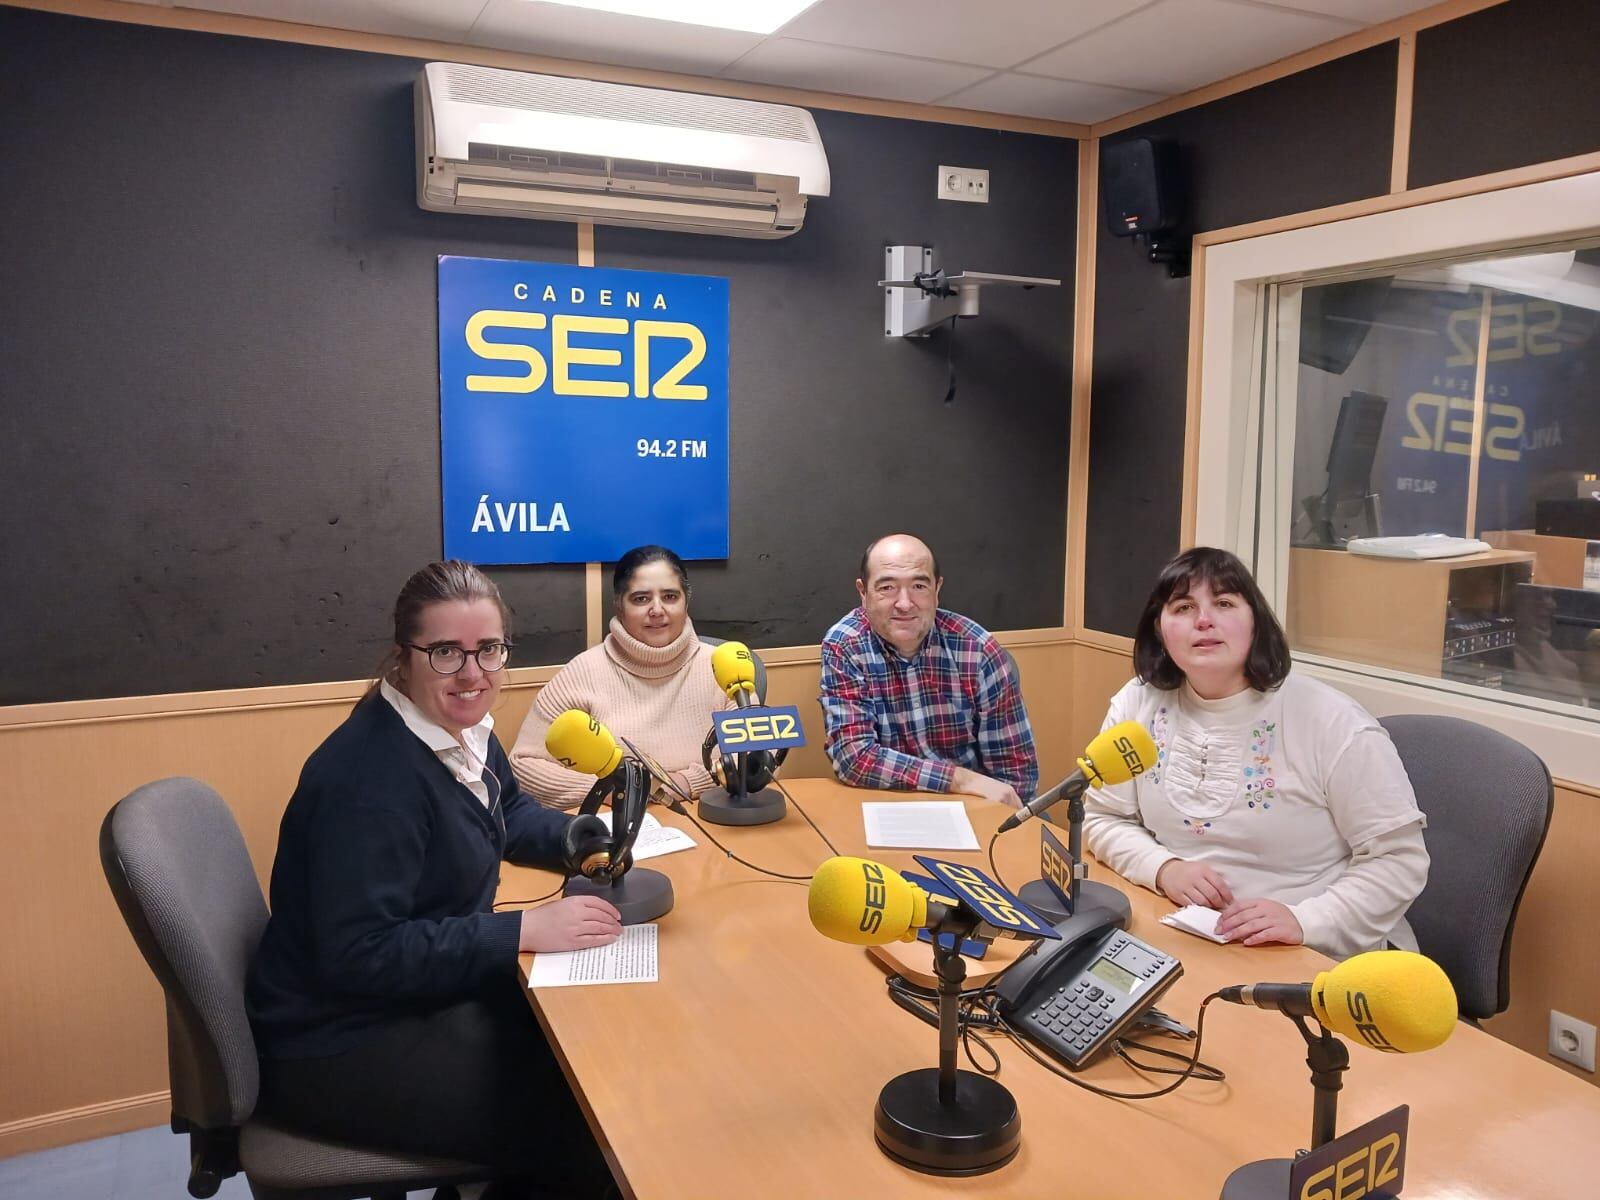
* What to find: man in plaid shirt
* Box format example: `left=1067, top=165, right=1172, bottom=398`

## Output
left=819, top=534, right=1038, bottom=806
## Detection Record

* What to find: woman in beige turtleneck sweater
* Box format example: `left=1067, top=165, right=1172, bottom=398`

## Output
left=510, top=545, right=733, bottom=807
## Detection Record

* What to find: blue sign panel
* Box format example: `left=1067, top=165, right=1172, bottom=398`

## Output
left=913, top=856, right=1060, bottom=940
left=437, top=255, right=729, bottom=563
left=711, top=705, right=808, bottom=754
left=902, top=871, right=989, bottom=959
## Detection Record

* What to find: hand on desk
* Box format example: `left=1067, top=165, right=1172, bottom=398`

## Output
left=520, top=895, right=623, bottom=952
left=949, top=767, right=1022, bottom=809
left=1215, top=898, right=1304, bottom=947
left=1156, top=859, right=1234, bottom=909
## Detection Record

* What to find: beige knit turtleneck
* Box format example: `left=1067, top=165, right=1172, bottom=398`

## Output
left=509, top=616, right=733, bottom=808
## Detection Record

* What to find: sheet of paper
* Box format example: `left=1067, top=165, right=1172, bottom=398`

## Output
left=862, top=801, right=980, bottom=851
left=1159, top=904, right=1230, bottom=944
left=596, top=811, right=696, bottom=861
left=528, top=922, right=659, bottom=988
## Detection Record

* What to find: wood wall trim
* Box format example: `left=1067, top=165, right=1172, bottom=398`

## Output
left=0, top=1091, right=169, bottom=1159
left=1193, top=150, right=1600, bottom=250
left=1391, top=33, right=1417, bottom=193
left=1065, top=138, right=1098, bottom=634
left=1072, top=629, right=1135, bottom=655
left=2, top=0, right=1086, bottom=139
left=0, top=631, right=1077, bottom=730
left=0, top=664, right=562, bottom=732
left=1178, top=241, right=1209, bottom=550
left=1089, top=0, right=1506, bottom=138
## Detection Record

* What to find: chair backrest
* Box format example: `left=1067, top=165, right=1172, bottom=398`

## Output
left=100, top=777, right=269, bottom=1129
left=1379, top=715, right=1553, bottom=1020
left=698, top=635, right=769, bottom=703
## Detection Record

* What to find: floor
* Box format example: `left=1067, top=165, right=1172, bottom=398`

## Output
left=0, top=1125, right=438, bottom=1200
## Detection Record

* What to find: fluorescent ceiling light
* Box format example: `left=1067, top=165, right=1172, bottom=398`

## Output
left=533, top=1, right=820, bottom=35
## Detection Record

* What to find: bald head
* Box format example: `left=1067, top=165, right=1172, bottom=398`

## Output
left=856, top=534, right=943, bottom=656
left=858, top=534, right=941, bottom=588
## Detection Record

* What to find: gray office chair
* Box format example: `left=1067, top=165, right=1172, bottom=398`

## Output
left=100, top=777, right=493, bottom=1200
left=698, top=635, right=769, bottom=701
left=1379, top=715, right=1553, bottom=1022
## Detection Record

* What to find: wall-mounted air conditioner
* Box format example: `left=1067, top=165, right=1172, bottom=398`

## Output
left=416, top=62, right=830, bottom=239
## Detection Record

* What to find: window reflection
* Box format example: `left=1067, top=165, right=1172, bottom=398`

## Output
left=1285, top=246, right=1600, bottom=713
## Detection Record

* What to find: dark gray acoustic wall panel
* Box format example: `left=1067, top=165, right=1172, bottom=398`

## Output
left=599, top=109, right=1076, bottom=647
left=1410, top=0, right=1600, bottom=189
left=1083, top=45, right=1397, bottom=637
left=0, top=9, right=1074, bottom=703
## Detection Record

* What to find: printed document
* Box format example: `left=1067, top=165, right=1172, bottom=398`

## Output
left=862, top=801, right=980, bottom=851
left=597, top=811, right=696, bottom=861
left=528, top=923, right=659, bottom=988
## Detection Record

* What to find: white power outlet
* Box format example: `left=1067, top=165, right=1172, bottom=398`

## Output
left=1549, top=1010, right=1596, bottom=1071
left=938, top=164, right=989, bottom=204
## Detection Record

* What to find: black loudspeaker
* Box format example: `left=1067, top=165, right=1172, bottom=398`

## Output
left=1102, top=137, right=1179, bottom=236
left=1101, top=138, right=1187, bottom=277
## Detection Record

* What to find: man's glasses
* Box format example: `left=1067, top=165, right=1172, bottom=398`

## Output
left=403, top=641, right=513, bottom=675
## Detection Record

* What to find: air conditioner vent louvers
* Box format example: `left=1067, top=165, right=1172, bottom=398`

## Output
left=441, top=62, right=812, bottom=143
left=468, top=144, right=610, bottom=175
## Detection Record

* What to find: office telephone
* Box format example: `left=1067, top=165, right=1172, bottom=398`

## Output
left=995, top=910, right=1183, bottom=1069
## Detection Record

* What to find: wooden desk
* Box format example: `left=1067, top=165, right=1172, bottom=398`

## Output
left=502, top=779, right=1600, bottom=1199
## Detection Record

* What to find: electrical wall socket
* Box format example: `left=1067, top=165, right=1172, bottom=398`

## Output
left=938, top=164, right=989, bottom=204
left=1549, top=1010, right=1596, bottom=1071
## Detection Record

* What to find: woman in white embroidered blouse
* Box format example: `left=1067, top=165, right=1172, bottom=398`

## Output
left=1083, top=547, right=1429, bottom=959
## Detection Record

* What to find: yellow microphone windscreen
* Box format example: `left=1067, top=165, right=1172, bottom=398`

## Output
left=545, top=710, right=623, bottom=777
left=710, top=640, right=759, bottom=698
left=808, top=856, right=928, bottom=947
left=1313, top=951, right=1457, bottom=1054
left=1081, top=720, right=1158, bottom=787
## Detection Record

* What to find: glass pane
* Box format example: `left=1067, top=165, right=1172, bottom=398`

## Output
left=1280, top=246, right=1600, bottom=716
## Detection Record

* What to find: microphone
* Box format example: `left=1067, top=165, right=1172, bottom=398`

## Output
left=808, top=856, right=957, bottom=946
left=997, top=720, right=1157, bottom=833
left=1218, top=950, right=1458, bottom=1054
left=546, top=709, right=623, bottom=779
left=710, top=640, right=760, bottom=708
left=546, top=710, right=675, bottom=924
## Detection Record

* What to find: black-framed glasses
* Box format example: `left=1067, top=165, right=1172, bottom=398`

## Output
left=402, top=641, right=513, bottom=675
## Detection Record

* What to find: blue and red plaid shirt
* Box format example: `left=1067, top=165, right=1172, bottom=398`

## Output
left=819, top=607, right=1038, bottom=799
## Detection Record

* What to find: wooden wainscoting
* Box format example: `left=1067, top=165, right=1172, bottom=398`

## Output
left=0, top=631, right=1075, bottom=1156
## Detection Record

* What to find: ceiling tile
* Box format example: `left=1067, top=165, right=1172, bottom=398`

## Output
left=775, top=0, right=1152, bottom=70
left=178, top=1, right=489, bottom=43
left=1255, top=0, right=1439, bottom=21
left=468, top=1, right=762, bottom=74
left=1022, top=0, right=1358, bottom=95
left=721, top=39, right=994, bottom=104
left=938, top=71, right=1164, bottom=124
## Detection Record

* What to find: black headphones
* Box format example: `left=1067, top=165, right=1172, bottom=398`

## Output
left=701, top=728, right=786, bottom=796
left=559, top=758, right=650, bottom=882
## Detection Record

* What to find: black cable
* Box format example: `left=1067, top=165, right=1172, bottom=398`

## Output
left=986, top=829, right=1018, bottom=898
left=771, top=778, right=840, bottom=857
left=492, top=875, right=568, bottom=910
left=943, top=313, right=959, bottom=404
left=996, top=993, right=1225, bottom=1100
left=665, top=798, right=814, bottom=883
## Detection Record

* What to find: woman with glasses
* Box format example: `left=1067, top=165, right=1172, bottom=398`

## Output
left=247, top=561, right=621, bottom=1198
left=511, top=545, right=733, bottom=806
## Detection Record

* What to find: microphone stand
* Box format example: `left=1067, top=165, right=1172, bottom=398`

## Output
left=1219, top=1014, right=1350, bottom=1200
left=874, top=931, right=1021, bottom=1176
left=698, top=745, right=786, bottom=826
left=1016, top=789, right=1132, bottom=929
left=564, top=760, right=674, bottom=924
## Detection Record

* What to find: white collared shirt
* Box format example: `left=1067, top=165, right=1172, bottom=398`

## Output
left=380, top=679, right=496, bottom=808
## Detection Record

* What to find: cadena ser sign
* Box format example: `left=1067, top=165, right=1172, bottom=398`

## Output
left=438, top=255, right=730, bottom=564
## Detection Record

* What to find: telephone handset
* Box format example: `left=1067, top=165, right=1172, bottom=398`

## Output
left=995, top=908, right=1183, bottom=1069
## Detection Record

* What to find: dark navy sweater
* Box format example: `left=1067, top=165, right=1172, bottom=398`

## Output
left=247, top=695, right=571, bottom=1059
